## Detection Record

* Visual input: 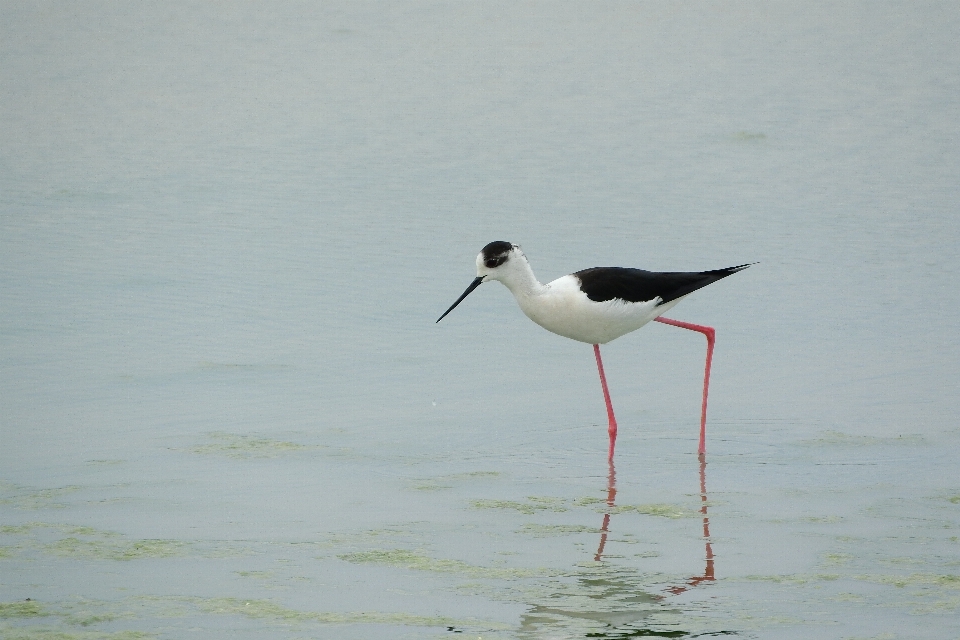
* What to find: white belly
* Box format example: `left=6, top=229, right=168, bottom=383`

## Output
left=513, top=275, right=682, bottom=344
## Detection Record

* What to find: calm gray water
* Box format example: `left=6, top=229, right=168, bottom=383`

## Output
left=2, top=2, right=959, bottom=638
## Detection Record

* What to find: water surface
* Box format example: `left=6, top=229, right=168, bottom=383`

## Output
left=2, top=2, right=959, bottom=638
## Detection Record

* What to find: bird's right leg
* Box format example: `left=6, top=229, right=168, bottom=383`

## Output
left=653, top=316, right=715, bottom=454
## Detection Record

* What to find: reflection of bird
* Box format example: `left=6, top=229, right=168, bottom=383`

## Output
left=437, top=241, right=752, bottom=459
left=513, top=458, right=715, bottom=638
left=517, top=565, right=663, bottom=636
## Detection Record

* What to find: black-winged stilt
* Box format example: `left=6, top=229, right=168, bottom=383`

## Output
left=437, top=241, right=752, bottom=460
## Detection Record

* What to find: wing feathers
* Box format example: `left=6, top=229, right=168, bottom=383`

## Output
left=574, top=264, right=752, bottom=305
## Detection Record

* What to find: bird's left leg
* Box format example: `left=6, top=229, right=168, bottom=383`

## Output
left=593, top=344, right=618, bottom=461
left=653, top=317, right=715, bottom=454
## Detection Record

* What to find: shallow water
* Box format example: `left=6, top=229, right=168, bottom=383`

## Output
left=2, top=2, right=960, bottom=638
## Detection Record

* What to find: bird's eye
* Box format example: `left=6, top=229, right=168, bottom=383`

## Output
left=485, top=259, right=497, bottom=268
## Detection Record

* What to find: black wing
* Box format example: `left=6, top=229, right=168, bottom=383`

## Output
left=574, top=264, right=753, bottom=305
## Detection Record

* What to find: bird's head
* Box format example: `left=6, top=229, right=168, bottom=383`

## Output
left=436, top=241, right=525, bottom=323
left=474, top=241, right=526, bottom=283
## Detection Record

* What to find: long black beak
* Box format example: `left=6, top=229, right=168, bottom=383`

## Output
left=436, top=276, right=485, bottom=323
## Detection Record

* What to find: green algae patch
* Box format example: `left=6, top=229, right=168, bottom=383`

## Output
left=909, top=593, right=960, bottom=614
left=948, top=495, right=960, bottom=504
left=0, top=627, right=153, bottom=640
left=519, top=524, right=601, bottom=537
left=455, top=471, right=500, bottom=479
left=472, top=496, right=568, bottom=514
left=319, top=526, right=421, bottom=552
left=236, top=570, right=274, bottom=579
left=853, top=573, right=960, bottom=589
left=338, top=548, right=554, bottom=579
left=3, top=595, right=502, bottom=636
left=0, top=522, right=198, bottom=562
left=1, top=523, right=110, bottom=537
left=198, top=598, right=309, bottom=622
left=473, top=496, right=688, bottom=518
left=822, top=552, right=854, bottom=566
left=801, top=515, right=844, bottom=524
left=409, top=479, right=454, bottom=491
left=187, top=432, right=315, bottom=459
left=0, top=601, right=48, bottom=618
left=0, top=485, right=83, bottom=510
left=63, top=612, right=122, bottom=627
left=608, top=503, right=692, bottom=518
left=878, top=556, right=925, bottom=567
left=195, top=597, right=467, bottom=627
left=132, top=595, right=508, bottom=630
left=45, top=537, right=188, bottom=561
left=573, top=496, right=606, bottom=507
left=742, top=574, right=841, bottom=585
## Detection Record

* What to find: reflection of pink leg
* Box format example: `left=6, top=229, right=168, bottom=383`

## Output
left=593, top=344, right=618, bottom=461
left=699, top=452, right=714, bottom=581
left=594, top=459, right=617, bottom=561
left=667, top=453, right=714, bottom=595
left=654, top=317, right=715, bottom=454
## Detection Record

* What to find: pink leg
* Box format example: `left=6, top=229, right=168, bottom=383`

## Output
left=593, top=344, right=618, bottom=461
left=654, top=316, right=715, bottom=454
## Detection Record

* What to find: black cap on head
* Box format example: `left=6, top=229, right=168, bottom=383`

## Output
left=481, top=241, right=513, bottom=269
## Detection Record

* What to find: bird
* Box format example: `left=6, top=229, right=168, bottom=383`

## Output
left=437, top=241, right=752, bottom=460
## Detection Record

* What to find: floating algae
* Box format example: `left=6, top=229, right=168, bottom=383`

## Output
left=852, top=573, right=960, bottom=590
left=0, top=627, right=152, bottom=640
left=822, top=552, right=855, bottom=566
left=0, top=522, right=255, bottom=561
left=338, top=548, right=556, bottom=579
left=801, top=515, right=845, bottom=524
left=607, top=504, right=694, bottom=519
left=519, top=524, right=601, bottom=537
left=236, top=570, right=274, bottom=579
left=186, top=432, right=316, bottom=459
left=125, top=595, right=509, bottom=632
left=741, top=574, right=841, bottom=585
left=3, top=521, right=187, bottom=565
left=193, top=597, right=500, bottom=629
left=472, top=496, right=568, bottom=514
left=0, top=484, right=83, bottom=510
left=0, top=523, right=109, bottom=537
left=0, top=599, right=150, bottom=640
left=2, top=593, right=504, bottom=637
left=0, top=601, right=49, bottom=619
left=45, top=537, right=188, bottom=561
left=473, top=494, right=692, bottom=519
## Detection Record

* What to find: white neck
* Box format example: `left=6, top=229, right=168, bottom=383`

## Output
left=497, top=258, right=548, bottom=300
